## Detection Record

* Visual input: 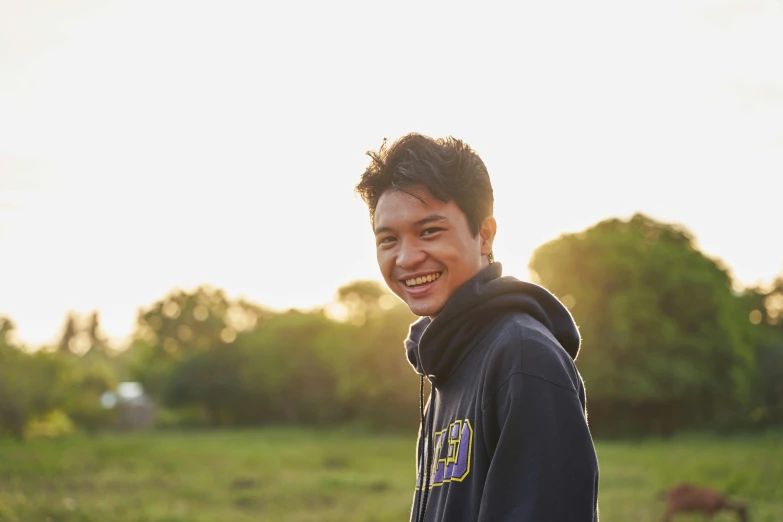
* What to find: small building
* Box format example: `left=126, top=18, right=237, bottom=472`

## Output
left=101, top=382, right=157, bottom=431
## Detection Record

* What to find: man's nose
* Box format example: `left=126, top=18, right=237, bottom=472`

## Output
left=396, top=241, right=426, bottom=269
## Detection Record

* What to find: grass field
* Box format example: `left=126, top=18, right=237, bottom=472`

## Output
left=0, top=428, right=781, bottom=521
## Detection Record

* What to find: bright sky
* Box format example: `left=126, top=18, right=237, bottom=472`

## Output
left=1, top=0, right=782, bottom=347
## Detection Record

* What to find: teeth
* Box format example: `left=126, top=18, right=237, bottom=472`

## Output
left=405, top=272, right=441, bottom=287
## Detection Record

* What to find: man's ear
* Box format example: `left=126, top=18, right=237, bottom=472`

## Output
left=479, top=216, right=497, bottom=256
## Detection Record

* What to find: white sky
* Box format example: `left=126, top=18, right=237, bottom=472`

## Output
left=1, top=0, right=782, bottom=347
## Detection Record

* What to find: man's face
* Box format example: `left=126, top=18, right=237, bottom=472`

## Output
left=373, top=185, right=494, bottom=317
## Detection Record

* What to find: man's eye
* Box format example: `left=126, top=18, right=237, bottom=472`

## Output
left=422, top=228, right=443, bottom=236
left=378, top=236, right=396, bottom=245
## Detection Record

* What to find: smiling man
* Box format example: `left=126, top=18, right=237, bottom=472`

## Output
left=356, top=133, right=599, bottom=522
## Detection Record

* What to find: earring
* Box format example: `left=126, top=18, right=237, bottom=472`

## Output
left=488, top=251, right=495, bottom=264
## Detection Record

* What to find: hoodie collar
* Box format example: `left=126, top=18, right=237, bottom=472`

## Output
left=405, top=263, right=581, bottom=382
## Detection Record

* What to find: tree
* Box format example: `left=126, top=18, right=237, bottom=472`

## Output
left=333, top=280, right=394, bottom=325
left=0, top=317, right=14, bottom=346
left=740, top=276, right=783, bottom=426
left=529, top=213, right=756, bottom=435
left=128, top=286, right=268, bottom=398
left=57, top=313, right=79, bottom=355
left=0, top=318, right=71, bottom=439
left=327, top=281, right=420, bottom=429
left=165, top=342, right=245, bottom=427
left=158, top=280, right=420, bottom=430
left=84, top=311, right=110, bottom=357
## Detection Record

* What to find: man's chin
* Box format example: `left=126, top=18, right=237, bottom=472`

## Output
left=406, top=299, right=445, bottom=318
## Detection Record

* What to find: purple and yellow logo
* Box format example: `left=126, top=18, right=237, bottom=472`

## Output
left=416, top=418, right=473, bottom=489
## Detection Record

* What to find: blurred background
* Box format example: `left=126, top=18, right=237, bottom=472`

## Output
left=1, top=0, right=782, bottom=520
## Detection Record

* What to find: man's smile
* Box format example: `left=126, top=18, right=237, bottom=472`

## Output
left=402, top=272, right=442, bottom=287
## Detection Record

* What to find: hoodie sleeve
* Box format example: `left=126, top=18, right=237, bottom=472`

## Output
left=478, top=369, right=599, bottom=521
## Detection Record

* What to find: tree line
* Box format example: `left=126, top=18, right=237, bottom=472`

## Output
left=1, top=213, right=781, bottom=439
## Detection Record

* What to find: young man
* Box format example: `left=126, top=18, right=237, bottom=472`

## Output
left=355, top=134, right=600, bottom=522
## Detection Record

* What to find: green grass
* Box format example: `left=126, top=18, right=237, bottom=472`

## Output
left=0, top=428, right=781, bottom=521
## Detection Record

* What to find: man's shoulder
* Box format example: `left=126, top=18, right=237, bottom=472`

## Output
left=483, top=311, right=567, bottom=357
left=480, top=312, right=580, bottom=393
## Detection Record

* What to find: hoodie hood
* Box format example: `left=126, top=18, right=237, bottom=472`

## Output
left=405, top=262, right=581, bottom=381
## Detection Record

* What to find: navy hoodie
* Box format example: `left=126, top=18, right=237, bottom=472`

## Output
left=406, top=263, right=599, bottom=522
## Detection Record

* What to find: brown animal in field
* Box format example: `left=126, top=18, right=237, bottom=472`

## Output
left=658, top=483, right=749, bottom=521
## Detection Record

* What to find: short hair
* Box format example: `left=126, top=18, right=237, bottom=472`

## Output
left=355, top=133, right=494, bottom=236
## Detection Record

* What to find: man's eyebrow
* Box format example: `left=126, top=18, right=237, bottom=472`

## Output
left=415, top=214, right=448, bottom=227
left=374, top=214, right=448, bottom=236
left=374, top=225, right=393, bottom=236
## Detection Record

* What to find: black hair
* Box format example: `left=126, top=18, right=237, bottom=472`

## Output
left=355, top=133, right=494, bottom=236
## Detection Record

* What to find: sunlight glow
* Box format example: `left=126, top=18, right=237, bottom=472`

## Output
left=1, top=0, right=781, bottom=347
